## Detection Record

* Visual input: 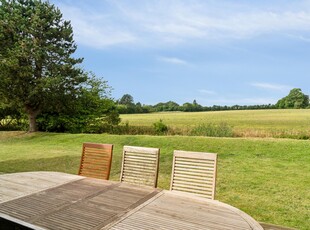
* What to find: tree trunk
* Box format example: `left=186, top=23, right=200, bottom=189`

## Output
left=25, top=107, right=41, bottom=132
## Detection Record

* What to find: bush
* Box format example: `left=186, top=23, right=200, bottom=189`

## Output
left=0, top=105, right=27, bottom=131
left=153, top=119, right=168, bottom=135
left=37, top=112, right=121, bottom=134
left=37, top=114, right=83, bottom=133
left=0, top=118, right=28, bottom=131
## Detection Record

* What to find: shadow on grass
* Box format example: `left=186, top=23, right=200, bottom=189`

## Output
left=0, top=155, right=81, bottom=175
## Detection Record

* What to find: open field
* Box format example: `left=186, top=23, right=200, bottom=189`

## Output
left=120, top=109, right=310, bottom=138
left=0, top=131, right=309, bottom=229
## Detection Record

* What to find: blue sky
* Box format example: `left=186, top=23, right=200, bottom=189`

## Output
left=50, top=0, right=310, bottom=106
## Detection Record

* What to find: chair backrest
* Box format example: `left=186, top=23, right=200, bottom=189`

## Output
left=170, top=150, right=217, bottom=199
left=78, top=142, right=113, bottom=180
left=120, top=146, right=160, bottom=187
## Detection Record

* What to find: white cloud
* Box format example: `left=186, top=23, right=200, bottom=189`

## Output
left=158, top=57, right=188, bottom=65
left=287, top=34, right=310, bottom=42
left=198, top=89, right=217, bottom=95
left=299, top=35, right=310, bottom=42
left=110, top=1, right=310, bottom=44
left=57, top=4, right=136, bottom=48
left=251, top=82, right=292, bottom=91
left=199, top=97, right=277, bottom=106
left=53, top=0, right=310, bottom=48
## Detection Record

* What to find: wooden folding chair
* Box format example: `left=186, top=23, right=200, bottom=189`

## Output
left=120, top=146, right=160, bottom=187
left=170, top=150, right=217, bottom=199
left=78, top=142, right=113, bottom=180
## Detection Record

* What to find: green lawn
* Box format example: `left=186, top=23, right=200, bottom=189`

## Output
left=121, top=109, right=310, bottom=138
left=0, top=131, right=309, bottom=229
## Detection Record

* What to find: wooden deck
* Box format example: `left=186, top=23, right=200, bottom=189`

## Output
left=0, top=172, right=264, bottom=230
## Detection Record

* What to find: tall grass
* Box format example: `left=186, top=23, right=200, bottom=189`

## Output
left=120, top=109, right=310, bottom=139
left=0, top=131, right=309, bottom=229
left=190, top=122, right=233, bottom=137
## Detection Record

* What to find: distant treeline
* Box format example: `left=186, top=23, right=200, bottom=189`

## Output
left=117, top=88, right=309, bottom=114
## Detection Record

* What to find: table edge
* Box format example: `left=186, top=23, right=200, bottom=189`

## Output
left=164, top=190, right=264, bottom=230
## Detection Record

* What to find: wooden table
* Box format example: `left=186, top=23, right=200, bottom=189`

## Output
left=0, top=172, right=263, bottom=230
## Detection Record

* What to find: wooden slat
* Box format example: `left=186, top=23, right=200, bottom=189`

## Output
left=174, top=166, right=215, bottom=175
left=123, top=160, right=156, bottom=167
left=122, top=164, right=156, bottom=172
left=120, top=146, right=160, bottom=188
left=173, top=169, right=214, bottom=177
left=175, top=161, right=215, bottom=168
left=170, top=150, right=217, bottom=199
left=0, top=178, right=160, bottom=230
left=109, top=191, right=263, bottom=230
left=175, top=162, right=215, bottom=170
left=174, top=150, right=217, bottom=160
left=78, top=143, right=113, bottom=180
left=173, top=173, right=214, bottom=182
left=172, top=180, right=214, bottom=189
left=122, top=146, right=159, bottom=154
left=0, top=172, right=83, bottom=203
left=124, top=153, right=157, bottom=158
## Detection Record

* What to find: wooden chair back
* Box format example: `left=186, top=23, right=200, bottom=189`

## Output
left=78, top=143, right=113, bottom=180
left=120, top=146, right=160, bottom=187
left=170, top=150, right=217, bottom=199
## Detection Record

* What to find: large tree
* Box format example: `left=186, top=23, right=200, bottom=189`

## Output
left=119, top=94, right=134, bottom=106
left=0, top=0, right=86, bottom=132
left=276, top=88, right=309, bottom=109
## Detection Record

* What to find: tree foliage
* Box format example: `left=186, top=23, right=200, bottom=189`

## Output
left=0, top=0, right=120, bottom=132
left=0, top=102, right=26, bottom=130
left=153, top=101, right=180, bottom=112
left=116, top=95, right=278, bottom=114
left=0, top=0, right=86, bottom=131
left=119, top=94, right=134, bottom=106
left=36, top=74, right=120, bottom=133
left=116, top=94, right=150, bottom=114
left=276, top=88, right=309, bottom=109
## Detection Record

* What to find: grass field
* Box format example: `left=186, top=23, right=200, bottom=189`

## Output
left=0, top=131, right=309, bottom=229
left=120, top=109, right=310, bottom=138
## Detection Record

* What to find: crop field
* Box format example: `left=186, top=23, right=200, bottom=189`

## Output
left=120, top=109, right=310, bottom=138
left=0, top=131, right=309, bottom=229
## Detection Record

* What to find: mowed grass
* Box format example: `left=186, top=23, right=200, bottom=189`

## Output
left=0, top=132, right=309, bottom=229
left=120, top=109, right=310, bottom=138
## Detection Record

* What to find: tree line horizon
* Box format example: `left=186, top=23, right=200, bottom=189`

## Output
left=116, top=88, right=310, bottom=114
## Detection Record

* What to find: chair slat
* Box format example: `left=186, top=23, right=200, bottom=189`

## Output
left=170, top=150, right=217, bottom=199
left=173, top=174, right=214, bottom=183
left=174, top=168, right=215, bottom=177
left=78, top=142, right=113, bottom=180
left=120, top=146, right=160, bottom=188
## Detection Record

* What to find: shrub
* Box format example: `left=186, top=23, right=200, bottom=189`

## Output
left=0, top=105, right=27, bottom=131
left=153, top=119, right=168, bottom=135
left=0, top=118, right=28, bottom=131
